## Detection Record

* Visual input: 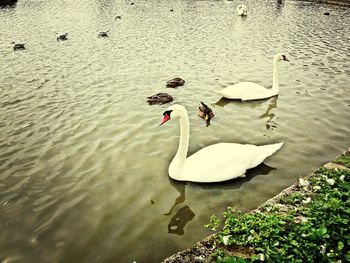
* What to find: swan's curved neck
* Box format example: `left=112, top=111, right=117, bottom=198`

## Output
left=272, top=59, right=279, bottom=92
left=175, top=113, right=190, bottom=165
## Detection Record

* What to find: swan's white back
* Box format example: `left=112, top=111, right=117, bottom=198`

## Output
left=215, top=82, right=276, bottom=101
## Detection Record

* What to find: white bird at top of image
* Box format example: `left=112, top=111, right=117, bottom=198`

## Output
left=214, top=53, right=289, bottom=101
left=237, top=3, right=248, bottom=16
left=159, top=105, right=283, bottom=183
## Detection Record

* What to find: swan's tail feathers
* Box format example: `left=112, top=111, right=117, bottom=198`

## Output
left=266, top=142, right=283, bottom=152
left=263, top=142, right=284, bottom=156
left=249, top=142, right=284, bottom=169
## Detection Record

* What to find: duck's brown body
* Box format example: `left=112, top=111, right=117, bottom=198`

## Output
left=198, top=101, right=214, bottom=127
left=166, top=78, right=185, bottom=88
left=147, top=93, right=173, bottom=105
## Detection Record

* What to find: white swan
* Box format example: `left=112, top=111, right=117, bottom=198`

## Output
left=237, top=4, right=248, bottom=16
left=160, top=105, right=283, bottom=183
left=215, top=53, right=289, bottom=101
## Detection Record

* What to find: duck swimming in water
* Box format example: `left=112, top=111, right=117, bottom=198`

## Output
left=98, top=30, right=109, bottom=37
left=166, top=78, right=185, bottom=88
left=147, top=93, right=173, bottom=105
left=12, top=42, right=25, bottom=50
left=56, top=33, right=68, bottom=41
left=197, top=101, right=214, bottom=127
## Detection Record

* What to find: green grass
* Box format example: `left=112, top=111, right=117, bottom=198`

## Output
left=333, top=154, right=350, bottom=168
left=206, top=166, right=350, bottom=262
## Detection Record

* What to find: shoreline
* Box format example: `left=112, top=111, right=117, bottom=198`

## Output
left=162, top=147, right=350, bottom=262
left=298, top=0, right=350, bottom=6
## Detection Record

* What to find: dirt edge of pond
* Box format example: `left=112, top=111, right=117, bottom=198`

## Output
left=299, top=0, right=350, bottom=6
left=162, top=147, right=350, bottom=263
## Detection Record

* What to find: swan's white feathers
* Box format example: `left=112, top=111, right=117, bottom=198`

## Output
left=237, top=4, right=248, bottom=16
left=216, top=82, right=276, bottom=101
left=170, top=142, right=283, bottom=183
left=163, top=105, right=283, bottom=183
left=216, top=53, right=288, bottom=101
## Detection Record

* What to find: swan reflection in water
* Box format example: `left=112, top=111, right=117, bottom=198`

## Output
left=164, top=163, right=276, bottom=235
left=276, top=0, right=284, bottom=12
left=215, top=96, right=279, bottom=130
left=258, top=96, right=279, bottom=130
left=167, top=205, right=195, bottom=235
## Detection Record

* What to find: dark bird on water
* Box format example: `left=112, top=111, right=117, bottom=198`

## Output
left=11, top=42, right=25, bottom=50
left=198, top=101, right=214, bottom=127
left=98, top=30, right=110, bottom=37
left=56, top=33, right=68, bottom=41
left=147, top=93, right=173, bottom=105
left=166, top=77, right=185, bottom=88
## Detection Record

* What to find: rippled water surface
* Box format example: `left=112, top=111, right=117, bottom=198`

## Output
left=1, top=0, right=349, bottom=262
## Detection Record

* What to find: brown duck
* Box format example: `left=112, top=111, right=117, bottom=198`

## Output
left=147, top=93, right=173, bottom=105
left=198, top=101, right=214, bottom=127
left=166, top=78, right=185, bottom=88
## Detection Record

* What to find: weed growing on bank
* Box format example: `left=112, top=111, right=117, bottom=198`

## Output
left=206, top=162, right=350, bottom=262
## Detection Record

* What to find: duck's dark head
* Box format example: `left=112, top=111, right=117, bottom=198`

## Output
left=199, top=102, right=214, bottom=126
left=275, top=53, right=289, bottom=62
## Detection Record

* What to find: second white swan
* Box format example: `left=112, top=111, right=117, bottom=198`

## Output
left=160, top=105, right=283, bottom=183
left=237, top=4, right=248, bottom=16
left=215, top=53, right=289, bottom=101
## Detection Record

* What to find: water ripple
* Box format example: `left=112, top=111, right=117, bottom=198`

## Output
left=0, top=0, right=350, bottom=262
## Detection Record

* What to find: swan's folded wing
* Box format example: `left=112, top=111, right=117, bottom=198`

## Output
left=184, top=143, right=261, bottom=183
left=219, top=82, right=271, bottom=100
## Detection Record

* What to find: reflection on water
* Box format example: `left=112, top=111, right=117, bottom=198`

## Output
left=1, top=0, right=350, bottom=262
left=167, top=205, right=195, bottom=235
left=164, top=179, right=187, bottom=216
left=214, top=97, right=234, bottom=107
left=259, top=96, right=278, bottom=130
left=215, top=96, right=279, bottom=130
left=164, top=163, right=276, bottom=235
left=198, top=163, right=277, bottom=190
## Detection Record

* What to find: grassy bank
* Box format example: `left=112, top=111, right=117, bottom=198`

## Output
left=163, top=148, right=350, bottom=262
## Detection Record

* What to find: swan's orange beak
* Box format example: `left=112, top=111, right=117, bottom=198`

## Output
left=160, top=114, right=170, bottom=125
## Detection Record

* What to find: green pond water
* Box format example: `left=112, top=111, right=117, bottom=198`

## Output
left=0, top=0, right=349, bottom=262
